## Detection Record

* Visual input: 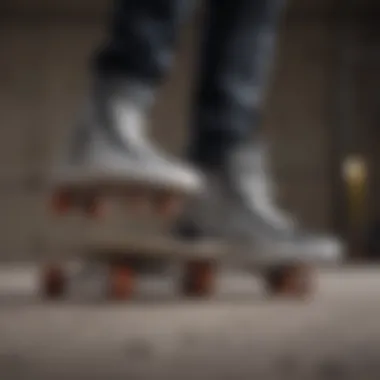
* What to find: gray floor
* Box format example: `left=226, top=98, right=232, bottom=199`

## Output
left=1, top=264, right=380, bottom=380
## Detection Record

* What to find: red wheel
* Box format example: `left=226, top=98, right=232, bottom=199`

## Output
left=84, top=197, right=105, bottom=219
left=264, top=264, right=315, bottom=298
left=108, top=265, right=135, bottom=300
left=154, top=192, right=184, bottom=218
left=42, top=264, right=66, bottom=298
left=182, top=260, right=216, bottom=297
left=51, top=190, right=71, bottom=215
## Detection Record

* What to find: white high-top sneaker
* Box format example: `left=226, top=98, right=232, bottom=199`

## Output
left=51, top=76, right=203, bottom=196
left=175, top=140, right=344, bottom=266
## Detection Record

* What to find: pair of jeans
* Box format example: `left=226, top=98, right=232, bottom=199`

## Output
left=95, top=0, right=285, bottom=168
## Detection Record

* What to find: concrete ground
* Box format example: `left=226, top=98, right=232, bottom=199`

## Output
left=1, top=264, right=380, bottom=380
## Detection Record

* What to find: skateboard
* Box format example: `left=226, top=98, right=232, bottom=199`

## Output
left=40, top=235, right=319, bottom=300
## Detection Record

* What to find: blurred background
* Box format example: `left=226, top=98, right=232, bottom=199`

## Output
left=1, top=2, right=380, bottom=379
left=0, top=0, right=379, bottom=262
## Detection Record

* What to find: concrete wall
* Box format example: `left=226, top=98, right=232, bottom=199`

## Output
left=1, top=0, right=373, bottom=260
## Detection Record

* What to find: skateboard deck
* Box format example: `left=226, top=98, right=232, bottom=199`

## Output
left=82, top=235, right=336, bottom=268
left=84, top=235, right=228, bottom=261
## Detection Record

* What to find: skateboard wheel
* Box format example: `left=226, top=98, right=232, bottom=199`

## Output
left=264, top=264, right=315, bottom=298
left=83, top=197, right=103, bottom=219
left=41, top=265, right=66, bottom=298
left=154, top=193, right=183, bottom=217
left=182, top=260, right=215, bottom=297
left=51, top=190, right=71, bottom=215
left=108, top=265, right=135, bottom=300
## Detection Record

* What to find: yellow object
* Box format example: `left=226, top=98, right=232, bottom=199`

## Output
left=342, top=155, right=368, bottom=227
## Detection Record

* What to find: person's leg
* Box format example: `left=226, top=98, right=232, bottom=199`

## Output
left=54, top=0, right=202, bottom=198
left=94, top=0, right=194, bottom=85
left=188, top=0, right=283, bottom=168
left=177, top=0, right=343, bottom=264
